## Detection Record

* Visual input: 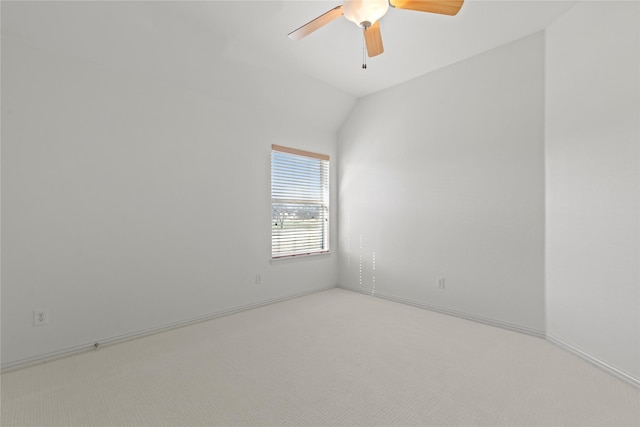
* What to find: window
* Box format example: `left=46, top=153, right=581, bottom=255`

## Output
left=271, top=145, right=329, bottom=259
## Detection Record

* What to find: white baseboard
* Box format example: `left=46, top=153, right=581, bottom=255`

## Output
left=6, top=284, right=638, bottom=390
left=339, top=285, right=545, bottom=338
left=340, top=284, right=639, bottom=389
left=1, top=285, right=336, bottom=373
left=546, top=334, right=640, bottom=389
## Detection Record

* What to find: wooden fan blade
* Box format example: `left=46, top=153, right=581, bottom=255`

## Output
left=288, top=5, right=344, bottom=40
left=364, top=21, right=384, bottom=57
left=390, top=0, right=464, bottom=16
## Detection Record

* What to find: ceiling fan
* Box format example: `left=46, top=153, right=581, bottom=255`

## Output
left=288, top=0, right=464, bottom=58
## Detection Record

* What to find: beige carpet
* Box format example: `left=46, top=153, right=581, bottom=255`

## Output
left=2, top=288, right=639, bottom=426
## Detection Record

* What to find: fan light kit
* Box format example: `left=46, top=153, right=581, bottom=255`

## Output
left=343, top=0, right=389, bottom=28
left=288, top=0, right=464, bottom=68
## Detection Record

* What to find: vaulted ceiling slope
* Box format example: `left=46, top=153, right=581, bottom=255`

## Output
left=180, top=0, right=577, bottom=97
left=1, top=1, right=356, bottom=132
left=2, top=1, right=577, bottom=127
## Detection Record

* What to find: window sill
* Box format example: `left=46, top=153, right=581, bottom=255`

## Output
left=270, top=252, right=331, bottom=263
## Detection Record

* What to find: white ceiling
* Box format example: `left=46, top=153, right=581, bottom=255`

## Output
left=174, top=0, right=578, bottom=97
left=2, top=0, right=578, bottom=99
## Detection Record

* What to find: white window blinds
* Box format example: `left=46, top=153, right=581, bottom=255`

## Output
left=271, top=145, right=330, bottom=259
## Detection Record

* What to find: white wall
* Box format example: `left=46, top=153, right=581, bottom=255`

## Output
left=545, top=1, right=640, bottom=383
left=1, top=2, right=354, bottom=369
left=338, top=33, right=546, bottom=334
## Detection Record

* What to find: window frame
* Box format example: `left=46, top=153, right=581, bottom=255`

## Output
left=271, top=144, right=330, bottom=260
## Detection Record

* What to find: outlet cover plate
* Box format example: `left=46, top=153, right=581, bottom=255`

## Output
left=33, top=309, right=50, bottom=326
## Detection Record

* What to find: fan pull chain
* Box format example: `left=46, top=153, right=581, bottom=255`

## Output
left=362, top=31, right=367, bottom=69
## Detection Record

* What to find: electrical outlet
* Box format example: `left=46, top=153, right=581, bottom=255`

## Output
left=437, top=278, right=445, bottom=289
left=33, top=309, right=50, bottom=326
left=255, top=274, right=262, bottom=285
